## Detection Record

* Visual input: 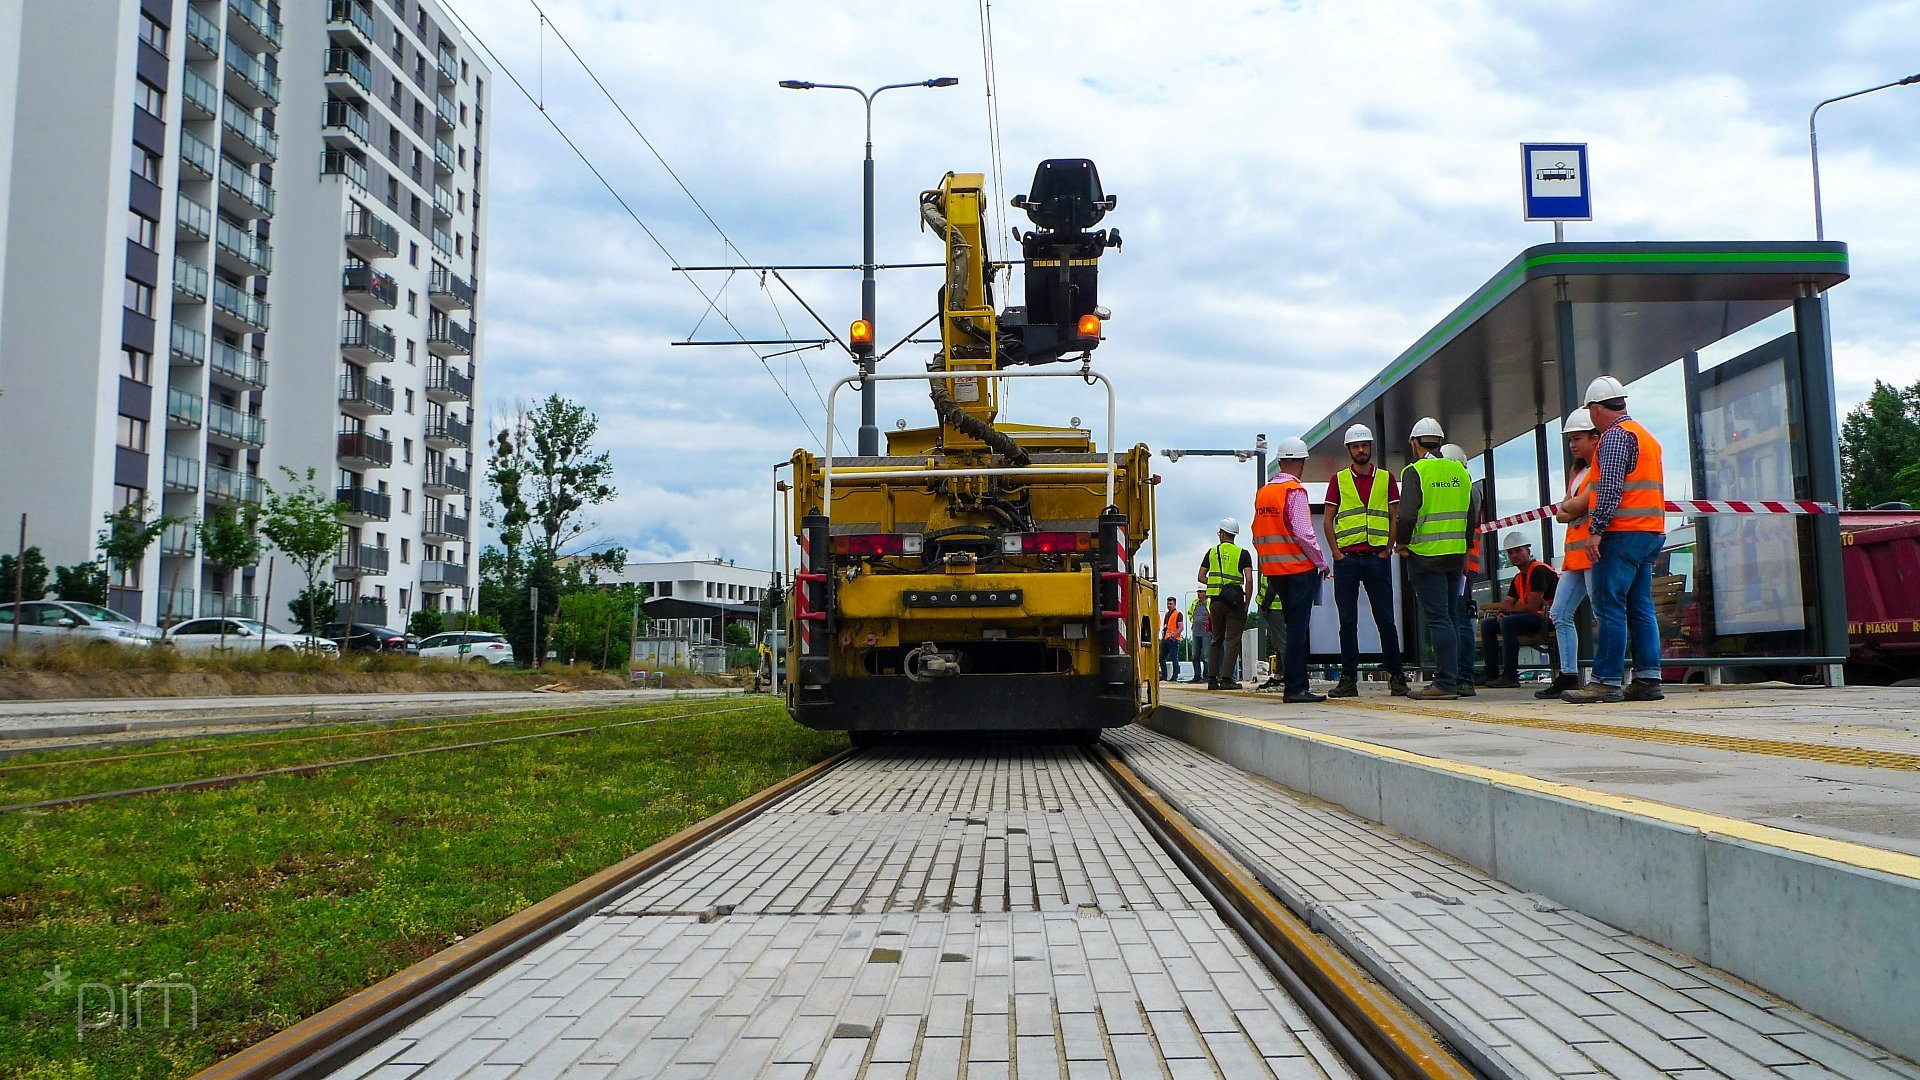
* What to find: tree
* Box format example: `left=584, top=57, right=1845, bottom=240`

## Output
left=198, top=503, right=263, bottom=649
left=260, top=468, right=347, bottom=640
left=50, top=562, right=108, bottom=605
left=409, top=608, right=445, bottom=639
left=287, top=582, right=337, bottom=632
left=723, top=621, right=753, bottom=647
left=1839, top=380, right=1920, bottom=508
left=553, top=582, right=645, bottom=668
left=97, top=498, right=176, bottom=602
left=1, top=546, right=49, bottom=604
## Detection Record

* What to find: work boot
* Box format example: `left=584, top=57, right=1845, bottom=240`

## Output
left=1456, top=685, right=1477, bottom=697
left=1485, top=676, right=1522, bottom=689
left=1283, top=691, right=1328, bottom=704
left=1409, top=684, right=1459, bottom=701
left=1389, top=674, right=1410, bottom=697
left=1474, top=673, right=1492, bottom=687
left=1624, top=678, right=1665, bottom=701
left=1254, top=678, right=1285, bottom=693
left=1562, top=682, right=1624, bottom=704
left=1533, top=673, right=1579, bottom=699
left=1327, top=678, right=1358, bottom=699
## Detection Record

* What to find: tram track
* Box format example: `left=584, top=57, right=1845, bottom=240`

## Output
left=194, top=733, right=1477, bottom=1080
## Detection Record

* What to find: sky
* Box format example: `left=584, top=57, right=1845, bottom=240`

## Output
left=447, top=0, right=1920, bottom=597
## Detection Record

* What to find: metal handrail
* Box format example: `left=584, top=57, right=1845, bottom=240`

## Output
left=822, top=369, right=1117, bottom=512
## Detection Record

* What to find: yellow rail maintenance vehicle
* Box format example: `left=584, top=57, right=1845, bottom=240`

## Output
left=786, top=159, right=1159, bottom=741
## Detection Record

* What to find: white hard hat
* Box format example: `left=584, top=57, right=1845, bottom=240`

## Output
left=1343, top=423, right=1374, bottom=445
left=1501, top=529, right=1530, bottom=551
left=1218, top=516, right=1240, bottom=536
left=1275, top=436, right=1310, bottom=459
left=1583, top=375, right=1628, bottom=406
left=1439, top=443, right=1468, bottom=463
left=1410, top=417, right=1446, bottom=440
left=1563, top=409, right=1597, bottom=434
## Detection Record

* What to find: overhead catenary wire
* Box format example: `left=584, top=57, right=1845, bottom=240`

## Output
left=439, top=1, right=833, bottom=452
left=977, top=0, right=1011, bottom=266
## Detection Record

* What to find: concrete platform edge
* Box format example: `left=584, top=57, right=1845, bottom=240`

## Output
left=1145, top=703, right=1920, bottom=1063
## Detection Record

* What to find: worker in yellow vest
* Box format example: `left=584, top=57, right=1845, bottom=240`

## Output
left=1537, top=409, right=1598, bottom=698
left=1256, top=438, right=1331, bottom=702
left=1397, top=419, right=1477, bottom=699
left=1440, top=443, right=1482, bottom=696
left=1322, top=424, right=1408, bottom=698
left=1196, top=518, right=1254, bottom=689
left=1564, top=376, right=1666, bottom=704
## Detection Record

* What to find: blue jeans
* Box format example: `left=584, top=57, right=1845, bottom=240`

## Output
left=1410, top=569, right=1465, bottom=693
left=1456, top=576, right=1476, bottom=686
left=1275, top=573, right=1321, bottom=697
left=1161, top=639, right=1181, bottom=680
left=1551, top=568, right=1589, bottom=675
left=1590, top=531, right=1664, bottom=686
left=1189, top=630, right=1208, bottom=680
left=1481, top=612, right=1551, bottom=678
left=1334, top=551, right=1403, bottom=679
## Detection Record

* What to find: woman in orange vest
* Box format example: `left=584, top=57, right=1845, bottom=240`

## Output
left=1563, top=377, right=1666, bottom=704
left=1537, top=410, right=1599, bottom=698
left=1252, top=442, right=1331, bottom=702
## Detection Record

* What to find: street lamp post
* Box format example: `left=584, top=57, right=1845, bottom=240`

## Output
left=779, top=77, right=960, bottom=456
left=1809, top=72, right=1920, bottom=240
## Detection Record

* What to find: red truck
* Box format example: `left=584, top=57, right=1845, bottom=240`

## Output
left=1843, top=510, right=1920, bottom=685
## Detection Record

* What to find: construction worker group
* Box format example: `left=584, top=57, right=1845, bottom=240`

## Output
left=1180, top=374, right=1665, bottom=704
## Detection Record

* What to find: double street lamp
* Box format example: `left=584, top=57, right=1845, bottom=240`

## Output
left=780, top=77, right=960, bottom=456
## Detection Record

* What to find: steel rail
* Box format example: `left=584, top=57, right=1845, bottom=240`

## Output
left=193, top=745, right=856, bottom=1080
left=0, top=703, right=765, bottom=814
left=1094, top=743, right=1476, bottom=1080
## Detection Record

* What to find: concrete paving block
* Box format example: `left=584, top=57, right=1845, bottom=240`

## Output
left=1377, top=758, right=1497, bottom=875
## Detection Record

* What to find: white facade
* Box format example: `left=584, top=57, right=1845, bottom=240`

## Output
left=598, top=559, right=778, bottom=607
left=0, top=0, right=487, bottom=630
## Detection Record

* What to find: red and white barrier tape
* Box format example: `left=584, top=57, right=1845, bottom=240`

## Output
left=1478, top=499, right=1837, bottom=534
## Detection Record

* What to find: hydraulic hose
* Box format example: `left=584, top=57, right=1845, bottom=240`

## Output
left=929, top=368, right=1030, bottom=466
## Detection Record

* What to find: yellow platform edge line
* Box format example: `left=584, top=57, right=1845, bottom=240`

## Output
left=1167, top=700, right=1920, bottom=884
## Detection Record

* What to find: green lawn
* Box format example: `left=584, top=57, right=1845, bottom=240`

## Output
left=0, top=699, right=844, bottom=1079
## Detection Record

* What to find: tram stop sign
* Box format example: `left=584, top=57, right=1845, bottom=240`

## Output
left=1520, top=142, right=1591, bottom=221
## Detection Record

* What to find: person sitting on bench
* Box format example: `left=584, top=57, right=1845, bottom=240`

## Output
left=1480, top=530, right=1558, bottom=688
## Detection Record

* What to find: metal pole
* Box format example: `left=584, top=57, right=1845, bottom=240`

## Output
left=1810, top=73, right=1920, bottom=241
left=1254, top=434, right=1268, bottom=493
left=859, top=95, right=878, bottom=456
left=11, top=514, right=24, bottom=651
left=258, top=557, right=274, bottom=653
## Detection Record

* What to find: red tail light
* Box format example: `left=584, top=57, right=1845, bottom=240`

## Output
left=1002, top=531, right=1095, bottom=554
left=831, top=533, right=906, bottom=557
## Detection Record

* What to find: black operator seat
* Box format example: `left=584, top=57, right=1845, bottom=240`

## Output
left=1020, top=158, right=1109, bottom=232
left=1003, top=158, right=1121, bottom=366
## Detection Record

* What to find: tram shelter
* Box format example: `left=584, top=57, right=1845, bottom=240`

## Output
left=1298, top=241, right=1851, bottom=683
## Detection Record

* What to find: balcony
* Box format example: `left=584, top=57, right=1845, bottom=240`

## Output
left=429, top=267, right=474, bottom=310
left=176, top=193, right=211, bottom=240
left=322, top=99, right=370, bottom=148
left=344, top=596, right=388, bottom=625
left=184, top=6, right=219, bottom=57
left=420, top=560, right=467, bottom=591
left=326, top=0, right=375, bottom=47
left=211, top=340, right=268, bottom=390
left=325, top=47, right=373, bottom=96
left=337, top=430, right=394, bottom=468
left=422, top=512, right=468, bottom=542
left=173, top=257, right=209, bottom=302
left=425, top=414, right=470, bottom=449
left=432, top=184, right=455, bottom=220
left=207, top=402, right=267, bottom=449
left=180, top=130, right=217, bottom=179
left=224, top=41, right=281, bottom=107
left=435, top=93, right=456, bottom=131
left=213, top=280, right=270, bottom=333
left=342, top=265, right=398, bottom=313
left=166, top=388, right=203, bottom=429
left=215, top=218, right=273, bottom=275
left=338, top=374, right=394, bottom=416
left=426, top=363, right=471, bottom=402
left=340, top=315, right=395, bottom=363
left=200, top=593, right=260, bottom=619
left=160, top=522, right=198, bottom=558
left=220, top=99, right=279, bottom=163
left=227, top=0, right=283, bottom=52
left=335, top=486, right=392, bottom=523
left=423, top=462, right=469, bottom=495
left=159, top=588, right=196, bottom=621
left=218, top=159, right=275, bottom=218
left=170, top=322, right=207, bottom=367
left=321, top=149, right=368, bottom=189
left=344, top=206, right=399, bottom=260
left=163, top=454, right=201, bottom=493
left=437, top=47, right=458, bottom=85
left=205, top=463, right=265, bottom=505
left=433, top=137, right=456, bottom=174
left=431, top=226, right=454, bottom=259
left=182, top=69, right=218, bottom=120
left=334, top=542, right=390, bottom=578
left=427, top=318, right=471, bottom=357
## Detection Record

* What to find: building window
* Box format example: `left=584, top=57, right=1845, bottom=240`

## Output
left=127, top=210, right=157, bottom=250
left=461, top=59, right=469, bottom=82
left=454, top=234, right=463, bottom=256
left=117, top=415, right=149, bottom=452
left=122, top=347, right=152, bottom=384
left=124, top=279, right=155, bottom=316
left=457, top=146, right=466, bottom=169
left=402, top=438, right=413, bottom=463
left=136, top=149, right=162, bottom=183
left=135, top=80, right=164, bottom=118
left=402, top=488, right=412, bottom=512
left=404, top=388, right=414, bottom=413
left=400, top=539, right=411, bottom=564
left=409, top=242, right=420, bottom=267
left=459, top=103, right=467, bottom=126
left=139, top=12, right=168, bottom=54
left=114, top=485, right=144, bottom=511
left=406, top=339, right=416, bottom=364
left=407, top=290, right=417, bottom=315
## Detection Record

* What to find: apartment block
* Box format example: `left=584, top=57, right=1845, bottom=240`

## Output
left=0, top=0, right=487, bottom=630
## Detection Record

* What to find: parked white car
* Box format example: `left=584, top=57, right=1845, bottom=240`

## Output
left=418, top=630, right=516, bottom=666
left=0, top=600, right=162, bottom=648
left=164, top=618, right=337, bottom=654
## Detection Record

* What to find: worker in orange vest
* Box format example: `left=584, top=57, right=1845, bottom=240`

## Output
left=1252, top=438, right=1331, bottom=702
left=1563, top=376, right=1666, bottom=704
left=1537, top=409, right=1599, bottom=698
left=1159, top=596, right=1185, bottom=681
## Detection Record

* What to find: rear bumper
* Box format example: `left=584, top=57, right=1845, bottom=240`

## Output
left=791, top=673, right=1140, bottom=732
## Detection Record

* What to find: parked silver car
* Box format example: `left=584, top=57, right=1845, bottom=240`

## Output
left=0, top=600, right=162, bottom=648
left=418, top=630, right=516, bottom=666
left=164, top=618, right=337, bottom=655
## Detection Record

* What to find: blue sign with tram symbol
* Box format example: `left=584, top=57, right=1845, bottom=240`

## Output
left=1520, top=142, right=1590, bottom=221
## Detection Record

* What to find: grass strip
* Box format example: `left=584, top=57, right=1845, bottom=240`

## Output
left=0, top=700, right=844, bottom=1078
